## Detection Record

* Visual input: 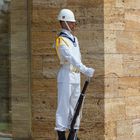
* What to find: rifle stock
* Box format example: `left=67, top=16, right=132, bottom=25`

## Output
left=67, top=79, right=90, bottom=140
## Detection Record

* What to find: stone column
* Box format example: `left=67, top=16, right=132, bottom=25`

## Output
left=104, top=0, right=140, bottom=139
left=11, top=0, right=31, bottom=139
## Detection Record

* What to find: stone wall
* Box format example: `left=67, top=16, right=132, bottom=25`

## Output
left=104, top=0, right=140, bottom=140
left=9, top=0, right=140, bottom=139
left=31, top=0, right=104, bottom=140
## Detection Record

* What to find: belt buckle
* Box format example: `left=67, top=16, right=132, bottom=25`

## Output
left=72, top=67, right=79, bottom=73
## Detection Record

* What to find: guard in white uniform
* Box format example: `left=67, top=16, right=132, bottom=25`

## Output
left=54, top=9, right=95, bottom=140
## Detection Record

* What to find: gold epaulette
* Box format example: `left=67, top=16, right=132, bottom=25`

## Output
left=55, top=36, right=70, bottom=60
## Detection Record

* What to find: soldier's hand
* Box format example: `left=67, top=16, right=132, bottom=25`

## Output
left=85, top=68, right=95, bottom=77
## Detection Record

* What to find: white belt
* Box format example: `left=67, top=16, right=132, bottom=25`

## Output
left=61, top=65, right=80, bottom=73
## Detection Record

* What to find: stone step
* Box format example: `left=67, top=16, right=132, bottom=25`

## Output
left=0, top=132, right=12, bottom=140
left=0, top=138, right=12, bottom=140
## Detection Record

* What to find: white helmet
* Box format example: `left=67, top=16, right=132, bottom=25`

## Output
left=58, top=9, right=76, bottom=22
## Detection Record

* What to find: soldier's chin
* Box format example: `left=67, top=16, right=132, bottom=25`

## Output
left=71, top=28, right=75, bottom=32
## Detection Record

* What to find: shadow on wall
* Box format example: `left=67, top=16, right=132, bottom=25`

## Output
left=73, top=1, right=105, bottom=140
left=0, top=0, right=11, bottom=135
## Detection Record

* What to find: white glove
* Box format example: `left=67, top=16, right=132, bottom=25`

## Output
left=85, top=68, right=95, bottom=77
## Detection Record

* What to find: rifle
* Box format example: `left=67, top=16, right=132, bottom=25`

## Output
left=67, top=78, right=90, bottom=140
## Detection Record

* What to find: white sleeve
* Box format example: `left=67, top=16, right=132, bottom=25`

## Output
left=59, top=45, right=89, bottom=74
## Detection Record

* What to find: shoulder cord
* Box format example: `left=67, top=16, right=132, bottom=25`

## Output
left=55, top=36, right=70, bottom=60
left=55, top=32, right=76, bottom=60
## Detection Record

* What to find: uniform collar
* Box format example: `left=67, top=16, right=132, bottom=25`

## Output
left=60, top=29, right=76, bottom=47
left=61, top=29, right=74, bottom=38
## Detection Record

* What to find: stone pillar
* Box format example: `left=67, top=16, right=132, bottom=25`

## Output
left=104, top=0, right=140, bottom=139
left=11, top=0, right=31, bottom=139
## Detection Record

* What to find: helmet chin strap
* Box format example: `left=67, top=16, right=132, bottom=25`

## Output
left=64, top=21, right=72, bottom=32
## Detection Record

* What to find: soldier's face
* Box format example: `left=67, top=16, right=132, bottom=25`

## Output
left=68, top=21, right=76, bottom=31
left=60, top=21, right=76, bottom=32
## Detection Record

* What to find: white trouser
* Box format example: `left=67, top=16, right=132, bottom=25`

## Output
left=55, top=82, right=81, bottom=131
